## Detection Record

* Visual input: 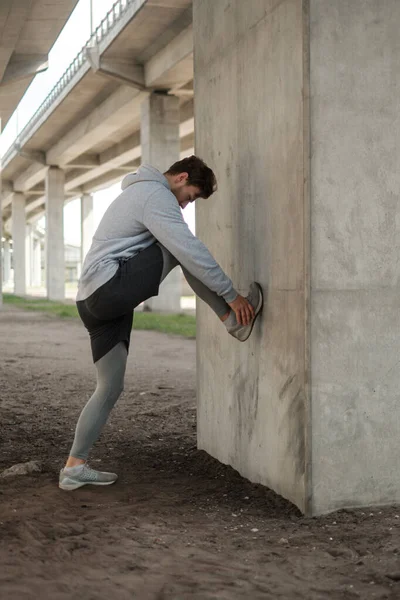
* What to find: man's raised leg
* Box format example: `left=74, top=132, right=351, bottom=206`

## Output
left=157, top=242, right=263, bottom=339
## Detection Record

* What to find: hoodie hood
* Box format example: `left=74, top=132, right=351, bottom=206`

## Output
left=121, top=164, right=170, bottom=191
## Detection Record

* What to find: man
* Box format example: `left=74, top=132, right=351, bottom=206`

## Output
left=59, top=156, right=263, bottom=491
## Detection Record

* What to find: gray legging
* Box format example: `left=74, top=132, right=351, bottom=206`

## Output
left=69, top=244, right=230, bottom=460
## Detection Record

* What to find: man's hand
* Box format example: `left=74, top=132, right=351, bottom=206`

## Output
left=228, top=294, right=255, bottom=326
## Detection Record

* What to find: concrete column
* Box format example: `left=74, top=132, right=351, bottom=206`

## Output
left=12, top=192, right=26, bottom=295
left=3, top=240, right=11, bottom=286
left=193, top=0, right=400, bottom=516
left=25, top=224, right=33, bottom=289
left=32, top=236, right=42, bottom=287
left=0, top=119, right=2, bottom=308
left=81, top=193, right=93, bottom=267
left=141, top=93, right=181, bottom=313
left=3, top=240, right=11, bottom=285
left=45, top=167, right=65, bottom=300
left=0, top=227, right=2, bottom=309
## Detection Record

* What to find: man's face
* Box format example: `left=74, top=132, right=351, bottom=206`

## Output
left=169, top=172, right=202, bottom=209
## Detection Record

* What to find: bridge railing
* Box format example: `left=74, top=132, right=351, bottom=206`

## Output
left=2, top=0, right=136, bottom=166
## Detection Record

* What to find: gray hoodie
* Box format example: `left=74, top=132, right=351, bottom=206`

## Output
left=76, top=164, right=237, bottom=303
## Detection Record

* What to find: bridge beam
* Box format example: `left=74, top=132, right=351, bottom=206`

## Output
left=85, top=46, right=146, bottom=91
left=47, top=86, right=148, bottom=166
left=2, top=53, right=48, bottom=86
left=145, top=25, right=193, bottom=90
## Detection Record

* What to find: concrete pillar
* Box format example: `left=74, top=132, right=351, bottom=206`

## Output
left=0, top=119, right=2, bottom=308
left=32, top=236, right=42, bottom=287
left=45, top=167, right=65, bottom=300
left=25, top=224, right=33, bottom=289
left=0, top=228, right=2, bottom=309
left=193, top=0, right=400, bottom=516
left=81, top=193, right=93, bottom=267
left=12, top=192, right=26, bottom=295
left=141, top=93, right=181, bottom=313
left=3, top=240, right=11, bottom=286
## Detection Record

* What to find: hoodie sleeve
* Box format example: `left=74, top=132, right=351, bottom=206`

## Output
left=142, top=188, right=238, bottom=303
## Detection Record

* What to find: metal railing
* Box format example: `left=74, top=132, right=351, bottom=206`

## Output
left=2, top=0, right=139, bottom=166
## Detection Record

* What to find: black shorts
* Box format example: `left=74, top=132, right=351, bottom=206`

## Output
left=76, top=243, right=163, bottom=363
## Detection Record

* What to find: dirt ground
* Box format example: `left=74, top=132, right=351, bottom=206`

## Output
left=0, top=305, right=399, bottom=600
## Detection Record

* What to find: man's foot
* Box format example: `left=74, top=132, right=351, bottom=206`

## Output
left=59, top=464, right=118, bottom=491
left=226, top=282, right=263, bottom=342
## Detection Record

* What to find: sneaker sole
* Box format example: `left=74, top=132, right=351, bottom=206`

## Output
left=59, top=479, right=117, bottom=491
left=239, top=282, right=264, bottom=342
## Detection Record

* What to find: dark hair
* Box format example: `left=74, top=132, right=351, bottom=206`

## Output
left=165, top=155, right=217, bottom=199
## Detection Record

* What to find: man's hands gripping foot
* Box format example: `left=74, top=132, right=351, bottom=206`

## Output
left=225, top=282, right=263, bottom=342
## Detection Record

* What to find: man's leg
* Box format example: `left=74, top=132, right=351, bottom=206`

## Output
left=65, top=342, right=127, bottom=465
left=157, top=243, right=263, bottom=340
left=157, top=242, right=230, bottom=320
left=182, top=267, right=230, bottom=319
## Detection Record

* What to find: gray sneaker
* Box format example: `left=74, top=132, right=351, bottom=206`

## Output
left=59, top=464, right=118, bottom=491
left=227, top=282, right=263, bottom=342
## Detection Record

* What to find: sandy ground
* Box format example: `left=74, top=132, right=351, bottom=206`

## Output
left=0, top=305, right=400, bottom=600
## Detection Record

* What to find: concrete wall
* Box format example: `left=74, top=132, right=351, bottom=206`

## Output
left=194, top=0, right=310, bottom=513
left=310, top=0, right=400, bottom=514
left=194, top=0, right=400, bottom=515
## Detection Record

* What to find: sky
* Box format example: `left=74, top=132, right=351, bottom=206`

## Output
left=0, top=0, right=195, bottom=246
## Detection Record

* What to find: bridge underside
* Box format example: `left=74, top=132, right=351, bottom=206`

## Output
left=1, top=0, right=194, bottom=311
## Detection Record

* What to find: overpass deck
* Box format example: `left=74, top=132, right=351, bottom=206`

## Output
left=1, top=0, right=194, bottom=226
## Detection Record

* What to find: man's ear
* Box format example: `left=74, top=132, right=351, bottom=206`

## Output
left=177, top=172, right=189, bottom=184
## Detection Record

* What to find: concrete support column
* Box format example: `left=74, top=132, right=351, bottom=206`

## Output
left=25, top=224, right=33, bottom=289
left=45, top=167, right=65, bottom=300
left=0, top=227, right=2, bottom=309
left=32, top=236, right=42, bottom=288
left=193, top=0, right=400, bottom=516
left=81, top=193, right=93, bottom=267
left=12, top=192, right=26, bottom=295
left=141, top=93, right=181, bottom=313
left=3, top=240, right=11, bottom=286
left=0, top=120, right=2, bottom=308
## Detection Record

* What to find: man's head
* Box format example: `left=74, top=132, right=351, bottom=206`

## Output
left=164, top=155, right=217, bottom=209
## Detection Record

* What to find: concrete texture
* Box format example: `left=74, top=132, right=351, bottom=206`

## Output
left=45, top=167, right=65, bottom=301
left=194, top=0, right=400, bottom=515
left=141, top=93, right=182, bottom=313
left=309, top=0, right=400, bottom=515
left=11, top=193, right=27, bottom=296
left=194, top=0, right=310, bottom=513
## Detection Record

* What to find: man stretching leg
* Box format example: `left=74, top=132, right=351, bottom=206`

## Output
left=59, top=156, right=263, bottom=491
